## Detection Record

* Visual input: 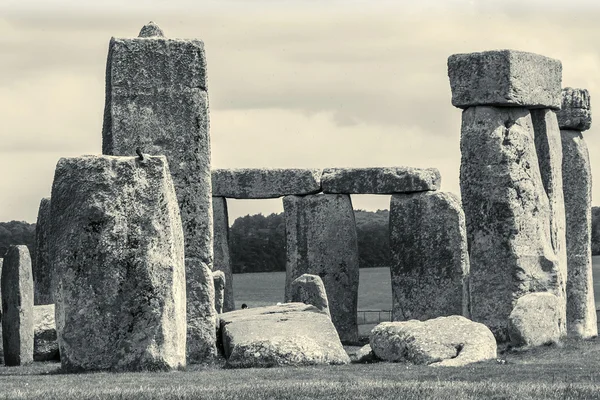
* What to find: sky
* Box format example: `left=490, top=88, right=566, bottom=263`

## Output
left=1, top=0, right=600, bottom=224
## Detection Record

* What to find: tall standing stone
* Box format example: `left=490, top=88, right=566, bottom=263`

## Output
left=530, top=109, right=568, bottom=335
left=283, top=194, right=359, bottom=343
left=34, top=197, right=52, bottom=305
left=102, top=23, right=215, bottom=361
left=2, top=245, right=34, bottom=366
left=559, top=88, right=596, bottom=338
left=212, top=270, right=225, bottom=314
left=289, top=274, right=330, bottom=317
left=213, top=197, right=234, bottom=312
left=49, top=155, right=188, bottom=371
left=389, top=191, right=470, bottom=321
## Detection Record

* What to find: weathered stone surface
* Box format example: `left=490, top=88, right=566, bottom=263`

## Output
left=531, top=109, right=568, bottom=336
left=212, top=168, right=322, bottom=199
left=34, top=197, right=52, bottom=305
left=351, top=344, right=378, bottom=364
left=2, top=245, right=34, bottom=366
left=49, top=155, right=187, bottom=371
left=102, top=28, right=214, bottom=355
left=460, top=106, right=562, bottom=341
left=562, top=130, right=597, bottom=338
left=212, top=270, right=225, bottom=314
left=389, top=191, right=469, bottom=321
left=557, top=88, right=591, bottom=131
left=212, top=197, right=234, bottom=312
left=290, top=274, right=330, bottom=317
left=321, top=167, right=441, bottom=194
left=508, top=293, right=561, bottom=347
left=138, top=21, right=164, bottom=38
left=448, top=50, right=562, bottom=109
left=33, top=304, right=59, bottom=361
left=185, top=257, right=218, bottom=362
left=370, top=316, right=496, bottom=367
left=219, top=303, right=350, bottom=368
left=283, top=194, right=359, bottom=343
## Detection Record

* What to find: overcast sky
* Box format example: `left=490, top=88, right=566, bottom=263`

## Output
left=1, top=0, right=600, bottom=224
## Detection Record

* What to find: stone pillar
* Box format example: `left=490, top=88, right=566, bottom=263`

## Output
left=389, top=191, right=469, bottom=321
left=101, top=22, right=215, bottom=362
left=558, top=88, right=597, bottom=338
left=34, top=197, right=52, bottom=305
left=212, top=270, right=225, bottom=314
left=2, top=245, right=34, bottom=366
left=448, top=50, right=564, bottom=341
left=48, top=155, right=189, bottom=372
left=213, top=197, right=234, bottom=312
left=283, top=194, right=359, bottom=343
left=290, top=274, right=331, bottom=317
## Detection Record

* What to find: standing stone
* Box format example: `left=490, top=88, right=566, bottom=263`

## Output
left=49, top=155, right=187, bottom=372
left=557, top=88, right=591, bottom=131
left=283, top=194, right=359, bottom=343
left=212, top=197, right=234, bottom=312
left=101, top=24, right=215, bottom=359
left=1, top=245, right=34, bottom=366
left=34, top=197, right=52, bottom=305
left=562, top=129, right=597, bottom=338
left=460, top=106, right=561, bottom=341
left=33, top=304, right=59, bottom=361
left=389, top=191, right=469, bottom=321
left=212, top=270, right=225, bottom=314
left=508, top=292, right=561, bottom=348
left=531, top=109, right=568, bottom=335
left=289, top=274, right=330, bottom=317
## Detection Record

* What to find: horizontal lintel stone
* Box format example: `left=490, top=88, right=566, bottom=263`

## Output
left=211, top=168, right=322, bottom=199
left=448, top=49, right=562, bottom=109
left=321, top=167, right=441, bottom=194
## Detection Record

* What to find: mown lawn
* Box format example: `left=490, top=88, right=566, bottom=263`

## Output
left=2, top=338, right=600, bottom=399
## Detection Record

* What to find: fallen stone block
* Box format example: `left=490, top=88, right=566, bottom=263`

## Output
left=557, top=88, right=591, bottom=131
left=212, top=270, right=225, bottom=314
left=351, top=344, right=378, bottom=364
left=212, top=197, right=234, bottom=312
left=321, top=167, right=440, bottom=194
left=34, top=197, right=53, bottom=305
left=2, top=245, right=34, bottom=366
left=212, top=168, right=322, bottom=199
left=283, top=194, right=359, bottom=343
left=219, top=303, right=349, bottom=368
left=370, top=316, right=496, bottom=367
left=448, top=50, right=562, bottom=109
left=389, top=191, right=469, bottom=321
left=290, top=274, right=330, bottom=317
left=49, top=154, right=187, bottom=372
left=508, top=292, right=561, bottom=347
left=34, top=304, right=59, bottom=361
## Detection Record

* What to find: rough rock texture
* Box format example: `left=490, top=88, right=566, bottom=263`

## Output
left=49, top=155, right=187, bottom=372
left=531, top=109, right=568, bottom=336
left=460, top=106, right=562, bottom=341
left=352, top=344, right=378, bottom=364
left=101, top=27, right=214, bottom=354
left=289, top=274, right=330, bottom=317
left=508, top=293, right=561, bottom=347
left=557, top=88, right=591, bottom=131
left=562, top=130, right=598, bottom=338
left=219, top=303, right=350, bottom=368
left=1, top=245, right=34, bottom=366
left=33, top=304, right=59, bottom=361
left=448, top=50, right=562, bottom=109
left=389, top=192, right=469, bottom=321
left=138, top=21, right=164, bottom=38
left=212, top=270, right=225, bottom=314
left=212, top=197, right=234, bottom=312
left=185, top=257, right=218, bottom=362
left=283, top=194, right=359, bottom=343
left=321, top=167, right=441, bottom=194
left=34, top=197, right=52, bottom=305
left=212, top=168, right=322, bottom=199
left=370, top=316, right=496, bottom=367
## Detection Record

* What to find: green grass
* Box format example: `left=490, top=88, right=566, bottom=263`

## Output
left=4, top=338, right=600, bottom=399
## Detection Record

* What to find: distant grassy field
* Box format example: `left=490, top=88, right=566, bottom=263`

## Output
left=234, top=256, right=600, bottom=310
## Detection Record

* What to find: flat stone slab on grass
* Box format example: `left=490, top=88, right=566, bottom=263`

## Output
left=370, top=316, right=496, bottom=367
left=448, top=50, right=562, bottom=109
left=321, top=167, right=440, bottom=194
left=557, top=88, right=591, bottom=131
left=212, top=168, right=322, bottom=199
left=219, top=303, right=350, bottom=368
left=508, top=293, right=561, bottom=348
